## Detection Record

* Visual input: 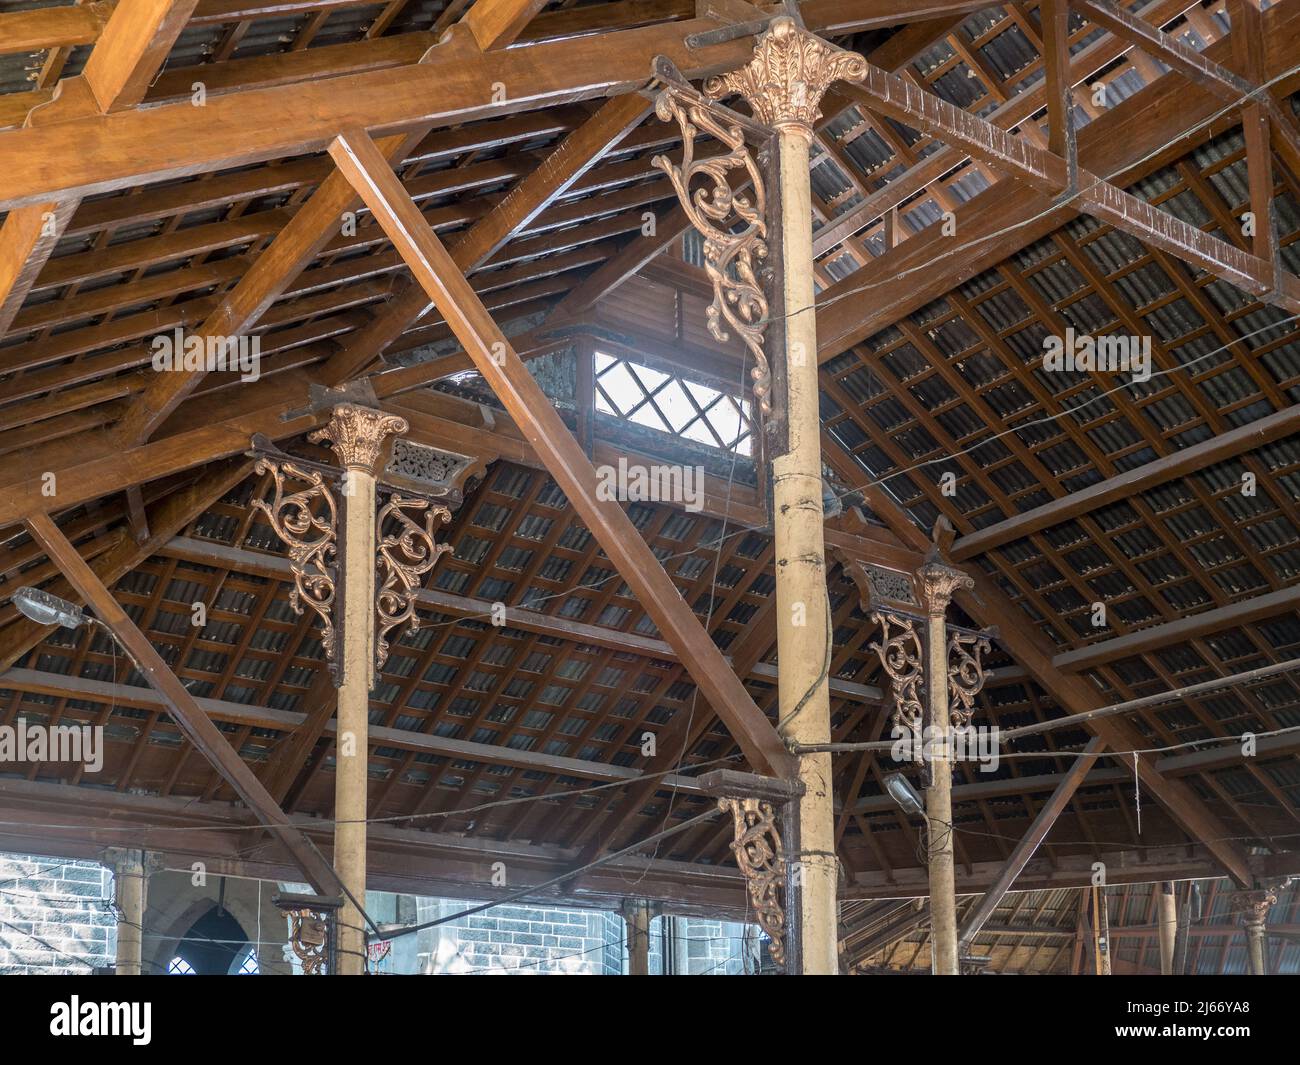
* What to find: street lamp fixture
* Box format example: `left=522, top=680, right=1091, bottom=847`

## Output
left=11, top=587, right=86, bottom=629
left=883, top=771, right=924, bottom=817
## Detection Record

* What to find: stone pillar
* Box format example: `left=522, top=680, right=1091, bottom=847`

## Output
left=1239, top=887, right=1278, bottom=976
left=916, top=561, right=972, bottom=976
left=312, top=403, right=407, bottom=974
left=622, top=898, right=653, bottom=976
left=704, top=12, right=868, bottom=978
left=102, top=848, right=162, bottom=975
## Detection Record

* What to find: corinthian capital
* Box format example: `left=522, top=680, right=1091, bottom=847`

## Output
left=311, top=404, right=408, bottom=473
left=704, top=16, right=867, bottom=140
left=916, top=561, right=973, bottom=615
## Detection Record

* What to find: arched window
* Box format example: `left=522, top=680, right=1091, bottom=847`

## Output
left=167, top=906, right=255, bottom=975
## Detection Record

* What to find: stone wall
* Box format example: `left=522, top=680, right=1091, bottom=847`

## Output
left=366, top=893, right=762, bottom=975
left=0, top=854, right=115, bottom=975
left=0, top=849, right=760, bottom=975
left=368, top=892, right=628, bottom=975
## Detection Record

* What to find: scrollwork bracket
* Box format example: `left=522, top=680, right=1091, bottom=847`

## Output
left=251, top=459, right=340, bottom=673
left=650, top=67, right=774, bottom=414
left=869, top=611, right=926, bottom=767
left=718, top=795, right=787, bottom=967
left=374, top=493, right=453, bottom=672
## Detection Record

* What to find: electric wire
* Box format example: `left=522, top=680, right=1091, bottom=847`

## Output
left=374, top=805, right=721, bottom=942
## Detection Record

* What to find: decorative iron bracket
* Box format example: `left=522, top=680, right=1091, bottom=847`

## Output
left=375, top=491, right=453, bottom=671
left=869, top=610, right=926, bottom=767
left=847, top=555, right=995, bottom=772
left=948, top=628, right=993, bottom=730
left=649, top=56, right=776, bottom=415
left=718, top=796, right=788, bottom=967
left=274, top=892, right=341, bottom=975
left=250, top=456, right=340, bottom=673
left=697, top=769, right=801, bottom=970
left=249, top=435, right=456, bottom=684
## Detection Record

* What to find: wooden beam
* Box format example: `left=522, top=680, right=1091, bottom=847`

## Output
left=846, top=845, right=1293, bottom=899
left=0, top=667, right=711, bottom=791
left=81, top=0, right=201, bottom=113
left=809, top=0, right=1201, bottom=258
left=22, top=512, right=344, bottom=896
left=322, top=93, right=653, bottom=382
left=0, top=201, right=77, bottom=340
left=112, top=132, right=418, bottom=445
left=839, top=56, right=1294, bottom=308
left=815, top=0, right=1300, bottom=358
left=950, top=402, right=1300, bottom=560
left=0, top=461, right=251, bottom=674
left=461, top=94, right=651, bottom=271
left=326, top=126, right=794, bottom=779
left=0, top=1, right=947, bottom=211
left=957, top=738, right=1106, bottom=952
left=1041, top=0, right=1072, bottom=157
left=157, top=534, right=889, bottom=705
left=0, top=778, right=751, bottom=917
left=0, top=3, right=111, bottom=55
left=1079, top=0, right=1300, bottom=178
left=565, top=599, right=780, bottom=864
left=462, top=0, right=550, bottom=50
left=1052, top=583, right=1300, bottom=672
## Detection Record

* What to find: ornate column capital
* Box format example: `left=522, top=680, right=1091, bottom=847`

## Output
left=704, top=15, right=867, bottom=141
left=1236, top=886, right=1280, bottom=928
left=310, top=403, right=408, bottom=473
left=916, top=561, right=973, bottom=616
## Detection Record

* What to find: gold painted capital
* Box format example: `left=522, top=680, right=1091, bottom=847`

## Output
left=916, top=561, right=973, bottom=615
left=311, top=403, right=408, bottom=473
left=1237, top=886, right=1279, bottom=928
left=704, top=15, right=867, bottom=140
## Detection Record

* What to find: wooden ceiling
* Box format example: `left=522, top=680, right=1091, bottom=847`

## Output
left=1, top=0, right=1299, bottom=971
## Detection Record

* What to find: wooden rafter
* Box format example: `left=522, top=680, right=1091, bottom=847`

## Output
left=463, top=0, right=551, bottom=50
left=81, top=0, right=201, bottom=113
left=835, top=52, right=1300, bottom=313
left=0, top=0, right=980, bottom=211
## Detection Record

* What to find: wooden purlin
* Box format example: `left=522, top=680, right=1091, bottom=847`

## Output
left=0, top=1, right=993, bottom=211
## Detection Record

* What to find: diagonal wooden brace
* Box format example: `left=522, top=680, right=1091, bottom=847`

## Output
left=327, top=126, right=795, bottom=779
left=25, top=512, right=347, bottom=898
